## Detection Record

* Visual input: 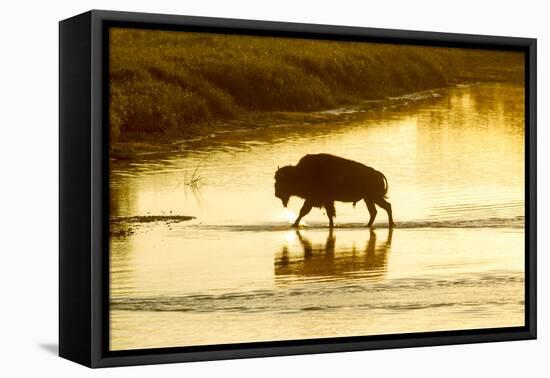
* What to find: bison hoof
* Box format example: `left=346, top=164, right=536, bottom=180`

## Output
left=291, top=223, right=300, bottom=228
left=389, top=223, right=396, bottom=228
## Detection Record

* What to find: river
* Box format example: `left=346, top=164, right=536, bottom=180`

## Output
left=109, top=82, right=525, bottom=351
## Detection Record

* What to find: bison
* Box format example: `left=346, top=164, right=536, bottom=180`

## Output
left=274, top=153, right=395, bottom=228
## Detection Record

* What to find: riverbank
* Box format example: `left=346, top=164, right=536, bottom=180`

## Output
left=109, top=28, right=524, bottom=157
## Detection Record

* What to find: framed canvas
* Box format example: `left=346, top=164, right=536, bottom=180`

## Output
left=59, top=10, right=537, bottom=368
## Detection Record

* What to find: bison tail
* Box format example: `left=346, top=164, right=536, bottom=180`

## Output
left=381, top=172, right=389, bottom=198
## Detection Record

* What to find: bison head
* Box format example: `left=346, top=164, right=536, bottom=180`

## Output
left=274, top=165, right=297, bottom=207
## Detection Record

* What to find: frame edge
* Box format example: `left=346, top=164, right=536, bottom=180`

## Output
left=82, top=9, right=537, bottom=368
left=59, top=11, right=94, bottom=368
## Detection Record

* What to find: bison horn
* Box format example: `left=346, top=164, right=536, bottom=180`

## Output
left=277, top=165, right=279, bottom=170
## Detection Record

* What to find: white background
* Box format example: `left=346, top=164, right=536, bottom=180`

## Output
left=0, top=0, right=546, bottom=376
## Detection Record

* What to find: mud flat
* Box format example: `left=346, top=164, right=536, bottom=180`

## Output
left=110, top=215, right=195, bottom=237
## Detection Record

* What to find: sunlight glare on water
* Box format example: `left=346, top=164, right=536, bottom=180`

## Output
left=282, top=209, right=297, bottom=224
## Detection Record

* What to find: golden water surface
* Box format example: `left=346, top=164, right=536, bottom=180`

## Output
left=109, top=83, right=525, bottom=350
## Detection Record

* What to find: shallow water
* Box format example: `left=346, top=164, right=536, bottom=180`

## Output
left=110, top=83, right=525, bottom=350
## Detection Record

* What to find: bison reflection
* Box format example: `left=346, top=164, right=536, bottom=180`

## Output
left=275, top=229, right=393, bottom=281
left=275, top=154, right=395, bottom=228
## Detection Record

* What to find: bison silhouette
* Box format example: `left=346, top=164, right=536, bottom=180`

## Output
left=274, top=154, right=395, bottom=228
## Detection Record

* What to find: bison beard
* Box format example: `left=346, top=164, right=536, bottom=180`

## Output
left=274, top=154, right=395, bottom=228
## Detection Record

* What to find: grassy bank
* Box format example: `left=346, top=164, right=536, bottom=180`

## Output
left=110, top=28, right=524, bottom=144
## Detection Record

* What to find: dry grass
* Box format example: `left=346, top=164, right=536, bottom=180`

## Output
left=184, top=163, right=203, bottom=190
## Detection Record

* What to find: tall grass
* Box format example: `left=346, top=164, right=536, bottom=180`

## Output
left=110, top=28, right=523, bottom=142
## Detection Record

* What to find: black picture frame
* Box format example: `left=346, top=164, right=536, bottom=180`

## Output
left=59, top=9, right=537, bottom=368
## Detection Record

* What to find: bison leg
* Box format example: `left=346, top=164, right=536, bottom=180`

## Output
left=375, top=199, right=395, bottom=228
left=292, top=200, right=313, bottom=228
left=365, top=199, right=377, bottom=227
left=324, top=201, right=336, bottom=228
